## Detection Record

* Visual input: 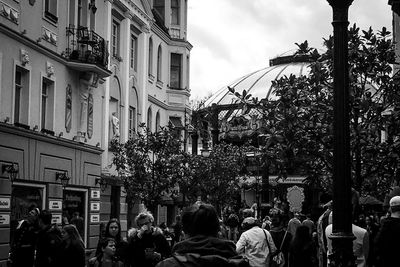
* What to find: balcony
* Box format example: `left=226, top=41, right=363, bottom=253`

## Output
left=63, top=26, right=111, bottom=78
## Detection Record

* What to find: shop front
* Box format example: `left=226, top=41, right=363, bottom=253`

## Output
left=0, top=124, right=102, bottom=264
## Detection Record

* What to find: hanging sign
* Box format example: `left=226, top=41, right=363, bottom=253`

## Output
left=87, top=93, right=93, bottom=138
left=90, top=202, right=100, bottom=211
left=0, top=214, right=10, bottom=225
left=51, top=214, right=62, bottom=224
left=0, top=197, right=11, bottom=209
left=49, top=200, right=62, bottom=211
left=91, top=190, right=100, bottom=199
left=65, top=84, right=72, bottom=133
left=90, top=214, right=100, bottom=223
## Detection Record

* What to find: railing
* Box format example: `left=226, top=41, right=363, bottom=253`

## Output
left=64, top=26, right=108, bottom=68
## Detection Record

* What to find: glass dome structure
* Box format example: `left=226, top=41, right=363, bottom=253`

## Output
left=203, top=50, right=314, bottom=109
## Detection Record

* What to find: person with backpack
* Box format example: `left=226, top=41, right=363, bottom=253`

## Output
left=35, top=210, right=62, bottom=267
left=156, top=203, right=249, bottom=267
left=269, top=215, right=292, bottom=267
left=226, top=211, right=240, bottom=242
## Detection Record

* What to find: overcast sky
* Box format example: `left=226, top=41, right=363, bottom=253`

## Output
left=187, top=0, right=393, bottom=100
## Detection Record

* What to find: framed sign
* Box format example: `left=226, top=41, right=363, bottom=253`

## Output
left=91, top=190, right=100, bottom=199
left=90, top=202, right=100, bottom=211
left=0, top=197, right=11, bottom=209
left=0, top=214, right=10, bottom=225
left=90, top=214, right=100, bottom=223
left=49, top=200, right=62, bottom=210
left=51, top=214, right=62, bottom=224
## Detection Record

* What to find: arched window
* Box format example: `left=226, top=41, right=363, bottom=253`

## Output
left=157, top=45, right=162, bottom=81
left=155, top=111, right=161, bottom=132
left=147, top=107, right=152, bottom=132
left=148, top=38, right=153, bottom=76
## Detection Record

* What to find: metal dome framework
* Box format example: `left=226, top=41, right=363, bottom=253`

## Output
left=191, top=51, right=317, bottom=152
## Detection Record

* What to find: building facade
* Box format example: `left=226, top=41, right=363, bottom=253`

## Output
left=0, top=0, right=191, bottom=263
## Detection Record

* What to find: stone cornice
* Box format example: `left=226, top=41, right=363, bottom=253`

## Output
left=148, top=95, right=169, bottom=109
left=151, top=24, right=193, bottom=50
left=0, top=123, right=103, bottom=155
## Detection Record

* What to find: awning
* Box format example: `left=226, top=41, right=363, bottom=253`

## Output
left=240, top=175, right=306, bottom=186
left=169, top=117, right=183, bottom=128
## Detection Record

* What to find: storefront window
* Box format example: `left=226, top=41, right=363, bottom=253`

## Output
left=63, top=190, right=86, bottom=240
left=10, top=185, right=44, bottom=244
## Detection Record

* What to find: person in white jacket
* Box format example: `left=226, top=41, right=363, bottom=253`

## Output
left=236, top=217, right=277, bottom=267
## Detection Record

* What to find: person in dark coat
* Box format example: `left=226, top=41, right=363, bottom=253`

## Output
left=127, top=211, right=171, bottom=267
left=8, top=206, right=40, bottom=267
left=35, top=210, right=62, bottom=267
left=58, top=224, right=85, bottom=267
left=96, top=218, right=129, bottom=266
left=374, top=196, right=400, bottom=267
left=89, top=238, right=124, bottom=267
left=156, top=203, right=249, bottom=267
left=289, top=225, right=317, bottom=267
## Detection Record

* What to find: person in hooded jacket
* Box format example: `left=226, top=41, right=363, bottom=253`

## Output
left=156, top=203, right=249, bottom=267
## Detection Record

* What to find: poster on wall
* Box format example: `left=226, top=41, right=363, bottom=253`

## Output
left=0, top=197, right=11, bottom=209
left=87, top=93, right=93, bottom=138
left=0, top=214, right=10, bottom=225
left=51, top=214, right=62, bottom=224
left=90, top=202, right=100, bottom=211
left=49, top=200, right=62, bottom=211
left=90, top=214, right=100, bottom=223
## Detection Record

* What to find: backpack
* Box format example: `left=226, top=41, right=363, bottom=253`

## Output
left=226, top=214, right=240, bottom=228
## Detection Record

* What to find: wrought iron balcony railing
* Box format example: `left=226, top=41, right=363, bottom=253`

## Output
left=64, top=26, right=108, bottom=68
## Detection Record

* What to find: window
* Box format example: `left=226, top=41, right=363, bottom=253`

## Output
left=14, top=69, right=22, bottom=124
left=45, top=0, right=58, bottom=23
left=171, top=0, right=180, bottom=25
left=14, top=66, right=29, bottom=125
left=130, top=35, right=137, bottom=70
left=148, top=38, right=153, bottom=76
left=63, top=189, right=87, bottom=244
left=129, top=106, right=136, bottom=139
left=41, top=77, right=54, bottom=130
left=155, top=112, right=160, bottom=132
left=154, top=0, right=165, bottom=21
left=112, top=20, right=120, bottom=57
left=147, top=107, right=152, bottom=132
left=170, top=53, right=182, bottom=89
left=157, top=45, right=162, bottom=81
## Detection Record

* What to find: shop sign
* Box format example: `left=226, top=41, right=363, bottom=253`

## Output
left=90, top=214, right=100, bottom=223
left=90, top=202, right=100, bottom=211
left=0, top=197, right=11, bottom=209
left=51, top=214, right=62, bottom=224
left=49, top=200, right=62, bottom=211
left=0, top=214, right=10, bottom=225
left=91, top=190, right=100, bottom=199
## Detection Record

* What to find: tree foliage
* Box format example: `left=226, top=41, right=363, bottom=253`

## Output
left=230, top=25, right=400, bottom=199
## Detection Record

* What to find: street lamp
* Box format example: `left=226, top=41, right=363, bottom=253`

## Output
left=56, top=172, right=71, bottom=189
left=2, top=163, right=19, bottom=183
left=326, top=0, right=355, bottom=266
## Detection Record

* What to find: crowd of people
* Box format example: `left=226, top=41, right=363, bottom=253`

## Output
left=8, top=196, right=400, bottom=267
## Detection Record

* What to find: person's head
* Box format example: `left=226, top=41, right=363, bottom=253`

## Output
left=73, top=212, right=80, bottom=218
left=62, top=224, right=83, bottom=243
left=135, top=211, right=154, bottom=234
left=39, top=210, right=52, bottom=228
left=241, top=217, right=257, bottom=231
left=271, top=214, right=282, bottom=228
left=389, top=196, right=400, bottom=215
left=182, top=203, right=220, bottom=237
left=242, top=208, right=254, bottom=218
left=106, top=218, right=121, bottom=241
left=159, top=222, right=167, bottom=229
left=101, top=238, right=116, bottom=258
left=27, top=205, right=40, bottom=224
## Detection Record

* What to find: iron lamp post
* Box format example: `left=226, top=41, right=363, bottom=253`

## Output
left=326, top=0, right=355, bottom=266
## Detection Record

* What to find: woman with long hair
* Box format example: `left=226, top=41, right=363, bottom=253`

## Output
left=58, top=224, right=85, bottom=267
left=288, top=225, right=317, bottom=267
left=95, top=218, right=128, bottom=266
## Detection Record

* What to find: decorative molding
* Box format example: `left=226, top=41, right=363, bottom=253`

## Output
left=20, top=49, right=29, bottom=66
left=0, top=1, right=19, bottom=24
left=42, top=26, right=57, bottom=45
left=46, top=61, right=55, bottom=77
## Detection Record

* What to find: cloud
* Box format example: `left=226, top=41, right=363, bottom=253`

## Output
left=188, top=0, right=393, bottom=99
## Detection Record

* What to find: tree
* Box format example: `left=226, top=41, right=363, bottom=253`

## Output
left=111, top=123, right=184, bottom=216
left=230, top=25, right=400, bottom=199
